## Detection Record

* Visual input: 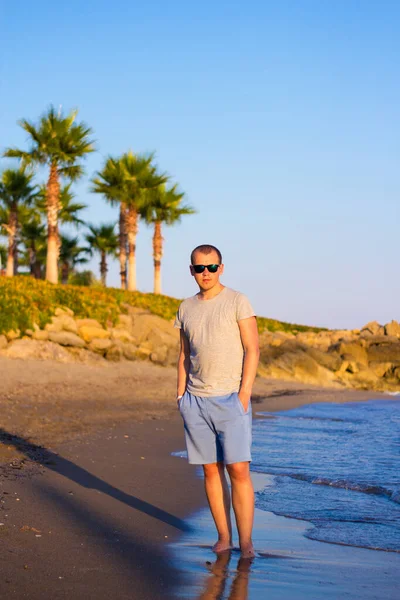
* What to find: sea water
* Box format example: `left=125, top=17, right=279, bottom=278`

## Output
left=253, top=400, right=400, bottom=552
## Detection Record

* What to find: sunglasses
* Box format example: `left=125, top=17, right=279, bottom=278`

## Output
left=192, top=264, right=220, bottom=274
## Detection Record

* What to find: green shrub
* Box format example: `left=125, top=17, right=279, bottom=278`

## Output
left=0, top=276, right=327, bottom=336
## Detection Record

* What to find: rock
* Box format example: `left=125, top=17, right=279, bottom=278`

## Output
left=0, top=335, right=8, bottom=350
left=120, top=343, right=140, bottom=361
left=25, top=329, right=33, bottom=336
left=55, top=306, right=74, bottom=317
left=115, top=314, right=132, bottom=329
left=59, top=315, right=78, bottom=334
left=384, top=320, right=400, bottom=338
left=48, top=331, right=85, bottom=348
left=110, top=328, right=134, bottom=343
left=45, top=319, right=63, bottom=333
left=32, top=330, right=49, bottom=341
left=1, top=339, right=72, bottom=362
left=367, top=341, right=400, bottom=363
left=88, top=338, right=113, bottom=354
left=105, top=345, right=124, bottom=362
left=79, top=325, right=110, bottom=343
left=369, top=361, right=394, bottom=378
left=329, top=341, right=368, bottom=366
left=305, top=347, right=342, bottom=371
left=75, top=318, right=103, bottom=329
left=65, top=347, right=106, bottom=364
left=394, top=367, right=400, bottom=380
left=5, top=329, right=20, bottom=341
left=135, top=346, right=152, bottom=360
left=361, top=321, right=382, bottom=335
left=259, top=340, right=339, bottom=387
left=130, top=313, right=179, bottom=345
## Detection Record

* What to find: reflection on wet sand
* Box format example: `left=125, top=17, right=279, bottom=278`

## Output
left=198, top=551, right=252, bottom=600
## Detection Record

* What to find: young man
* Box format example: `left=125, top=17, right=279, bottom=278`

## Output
left=174, top=244, right=259, bottom=558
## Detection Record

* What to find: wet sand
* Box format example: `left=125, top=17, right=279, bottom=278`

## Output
left=0, top=357, right=394, bottom=598
left=170, top=473, right=399, bottom=599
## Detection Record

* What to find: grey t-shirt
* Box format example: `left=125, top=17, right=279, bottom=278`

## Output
left=174, top=287, right=256, bottom=397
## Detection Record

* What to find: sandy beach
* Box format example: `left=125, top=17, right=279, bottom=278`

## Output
left=0, top=357, right=397, bottom=599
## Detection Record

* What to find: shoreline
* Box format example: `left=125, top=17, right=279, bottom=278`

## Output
left=170, top=473, right=400, bottom=600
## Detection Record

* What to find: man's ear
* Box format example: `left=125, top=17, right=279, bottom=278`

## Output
left=219, top=263, right=225, bottom=275
left=189, top=265, right=195, bottom=276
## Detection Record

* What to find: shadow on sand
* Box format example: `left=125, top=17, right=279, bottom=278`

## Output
left=0, top=427, right=192, bottom=598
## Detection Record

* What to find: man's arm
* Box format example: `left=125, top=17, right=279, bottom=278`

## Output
left=238, top=316, right=260, bottom=411
left=177, top=329, right=190, bottom=404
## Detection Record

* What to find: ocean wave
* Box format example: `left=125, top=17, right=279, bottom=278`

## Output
left=277, top=472, right=400, bottom=503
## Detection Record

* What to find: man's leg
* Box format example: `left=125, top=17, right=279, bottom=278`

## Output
left=203, top=462, right=233, bottom=552
left=226, top=461, right=255, bottom=557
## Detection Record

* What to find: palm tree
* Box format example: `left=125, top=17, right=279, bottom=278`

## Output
left=141, top=184, right=195, bottom=294
left=19, top=205, right=47, bottom=279
left=3, top=106, right=94, bottom=283
left=120, top=152, right=168, bottom=291
left=59, top=234, right=89, bottom=284
left=91, top=152, right=167, bottom=291
left=0, top=243, right=6, bottom=274
left=0, top=168, right=37, bottom=277
left=91, top=157, right=127, bottom=289
left=85, top=224, right=118, bottom=286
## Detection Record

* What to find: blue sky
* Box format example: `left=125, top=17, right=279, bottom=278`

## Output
left=1, top=1, right=399, bottom=328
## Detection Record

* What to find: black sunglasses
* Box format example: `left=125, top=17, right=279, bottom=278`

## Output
left=192, top=264, right=220, bottom=274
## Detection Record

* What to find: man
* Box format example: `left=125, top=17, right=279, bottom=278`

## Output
left=174, top=244, right=259, bottom=558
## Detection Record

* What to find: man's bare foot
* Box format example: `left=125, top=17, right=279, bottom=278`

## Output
left=212, top=539, right=233, bottom=553
left=240, top=543, right=255, bottom=558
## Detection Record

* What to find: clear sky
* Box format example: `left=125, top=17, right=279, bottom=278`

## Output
left=1, top=1, right=399, bottom=329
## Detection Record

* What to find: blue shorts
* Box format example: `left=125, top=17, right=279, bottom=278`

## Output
left=178, top=391, right=252, bottom=465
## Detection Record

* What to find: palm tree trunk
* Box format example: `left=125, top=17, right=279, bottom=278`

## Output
left=153, top=221, right=163, bottom=294
left=119, top=203, right=127, bottom=289
left=46, top=163, right=60, bottom=284
left=100, top=251, right=107, bottom=286
left=6, top=206, right=17, bottom=278
left=126, top=205, right=138, bottom=292
left=61, top=262, right=69, bottom=285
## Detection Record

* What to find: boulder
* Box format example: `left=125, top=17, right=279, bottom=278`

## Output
left=384, top=320, right=400, bottom=338
left=361, top=321, right=382, bottom=335
left=115, top=314, right=132, bottom=329
left=394, top=367, right=400, bottom=380
left=106, top=345, right=124, bottom=361
left=25, top=329, right=34, bottom=336
left=367, top=341, right=400, bottom=363
left=75, top=318, right=103, bottom=329
left=48, top=331, right=85, bottom=348
left=0, top=339, right=72, bottom=362
left=65, top=347, right=106, bottom=364
left=55, top=306, right=74, bottom=317
left=88, top=338, right=113, bottom=354
left=130, top=313, right=179, bottom=345
left=0, top=335, right=8, bottom=350
left=329, top=341, right=368, bottom=366
left=369, top=361, right=394, bottom=378
left=120, top=342, right=140, bottom=361
left=305, top=347, right=342, bottom=371
left=135, top=346, right=152, bottom=360
left=32, top=330, right=49, bottom=341
left=110, top=328, right=134, bottom=343
left=79, top=325, right=110, bottom=343
left=259, top=341, right=339, bottom=387
left=5, top=329, right=20, bottom=341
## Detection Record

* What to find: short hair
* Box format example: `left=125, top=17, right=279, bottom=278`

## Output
left=191, top=244, right=222, bottom=265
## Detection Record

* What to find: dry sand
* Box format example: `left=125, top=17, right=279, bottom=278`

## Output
left=0, top=357, right=394, bottom=599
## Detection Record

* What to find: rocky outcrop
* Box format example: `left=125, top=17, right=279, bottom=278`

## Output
left=0, top=307, right=399, bottom=393
left=0, top=305, right=179, bottom=369
left=257, top=319, right=400, bottom=392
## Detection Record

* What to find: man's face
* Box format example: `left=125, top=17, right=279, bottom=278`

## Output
left=190, top=250, right=224, bottom=291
